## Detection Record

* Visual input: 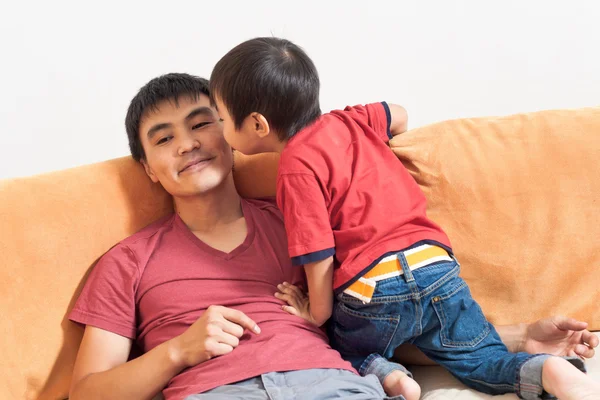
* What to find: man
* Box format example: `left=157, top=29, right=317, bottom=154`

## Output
left=68, top=73, right=598, bottom=400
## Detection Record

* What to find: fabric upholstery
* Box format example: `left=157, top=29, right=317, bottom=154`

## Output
left=389, top=107, right=600, bottom=330
left=1, top=109, right=598, bottom=399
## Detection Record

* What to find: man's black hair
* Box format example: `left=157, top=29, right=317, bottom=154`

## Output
left=125, top=73, right=210, bottom=161
left=210, top=37, right=321, bottom=141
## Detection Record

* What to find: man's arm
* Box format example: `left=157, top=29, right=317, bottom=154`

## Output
left=70, top=306, right=261, bottom=400
left=394, top=316, right=598, bottom=366
left=388, top=104, right=408, bottom=137
left=70, top=327, right=183, bottom=400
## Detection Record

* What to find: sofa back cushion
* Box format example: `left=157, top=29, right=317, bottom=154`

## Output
left=2, top=107, right=599, bottom=399
left=389, top=107, right=600, bottom=330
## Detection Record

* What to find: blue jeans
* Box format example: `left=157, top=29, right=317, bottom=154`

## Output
left=329, top=254, right=585, bottom=400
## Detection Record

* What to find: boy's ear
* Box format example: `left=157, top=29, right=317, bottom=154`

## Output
left=247, top=112, right=270, bottom=138
left=141, top=159, right=159, bottom=183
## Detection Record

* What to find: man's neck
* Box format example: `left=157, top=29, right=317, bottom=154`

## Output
left=173, top=175, right=243, bottom=233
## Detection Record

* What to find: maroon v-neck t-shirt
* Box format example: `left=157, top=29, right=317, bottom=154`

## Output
left=69, top=198, right=352, bottom=399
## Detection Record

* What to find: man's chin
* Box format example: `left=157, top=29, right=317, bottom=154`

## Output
left=174, top=172, right=231, bottom=197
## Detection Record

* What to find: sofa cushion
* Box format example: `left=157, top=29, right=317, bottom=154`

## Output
left=389, top=107, right=600, bottom=329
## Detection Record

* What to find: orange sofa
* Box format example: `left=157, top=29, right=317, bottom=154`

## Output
left=1, top=108, right=598, bottom=399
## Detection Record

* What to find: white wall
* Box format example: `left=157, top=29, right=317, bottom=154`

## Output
left=1, top=0, right=599, bottom=179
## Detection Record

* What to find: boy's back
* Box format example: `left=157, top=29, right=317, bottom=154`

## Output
left=276, top=101, right=451, bottom=290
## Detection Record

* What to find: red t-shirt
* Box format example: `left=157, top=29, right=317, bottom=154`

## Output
left=277, top=102, right=451, bottom=290
left=69, top=199, right=353, bottom=400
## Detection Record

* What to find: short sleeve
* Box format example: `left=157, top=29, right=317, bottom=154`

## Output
left=68, top=244, right=139, bottom=339
left=276, top=173, right=335, bottom=261
left=343, top=101, right=392, bottom=142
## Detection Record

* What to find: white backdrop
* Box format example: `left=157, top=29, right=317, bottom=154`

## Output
left=1, top=0, right=599, bottom=179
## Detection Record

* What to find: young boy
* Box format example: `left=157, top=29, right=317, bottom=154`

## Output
left=209, top=37, right=599, bottom=400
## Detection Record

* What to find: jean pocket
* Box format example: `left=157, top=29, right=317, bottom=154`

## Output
left=331, top=301, right=400, bottom=358
left=431, top=278, right=490, bottom=348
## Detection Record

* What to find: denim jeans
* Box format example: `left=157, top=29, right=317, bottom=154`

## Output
left=329, top=254, right=585, bottom=400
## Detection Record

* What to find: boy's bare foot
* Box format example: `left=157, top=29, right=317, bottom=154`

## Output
left=542, top=357, right=600, bottom=400
left=383, top=370, right=421, bottom=400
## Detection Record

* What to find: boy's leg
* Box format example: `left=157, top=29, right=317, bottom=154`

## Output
left=328, top=259, right=423, bottom=400
left=541, top=357, right=600, bottom=400
left=358, top=354, right=420, bottom=400
left=411, top=267, right=587, bottom=399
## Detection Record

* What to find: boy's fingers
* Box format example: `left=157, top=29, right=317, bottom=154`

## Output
left=282, top=305, right=300, bottom=316
left=275, top=292, right=296, bottom=306
left=286, top=284, right=306, bottom=298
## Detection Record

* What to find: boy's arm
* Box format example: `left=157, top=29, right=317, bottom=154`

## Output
left=276, top=256, right=334, bottom=327
left=304, top=256, right=335, bottom=326
left=388, top=104, right=408, bottom=136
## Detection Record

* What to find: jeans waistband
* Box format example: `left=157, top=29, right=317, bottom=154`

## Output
left=343, top=244, right=452, bottom=303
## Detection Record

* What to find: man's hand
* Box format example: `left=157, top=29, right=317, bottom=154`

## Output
left=275, top=282, right=320, bottom=326
left=170, top=305, right=261, bottom=369
left=521, top=316, right=598, bottom=359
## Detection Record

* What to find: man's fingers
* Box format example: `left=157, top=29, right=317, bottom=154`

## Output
left=215, top=331, right=240, bottom=348
left=207, top=341, right=235, bottom=357
left=219, top=307, right=261, bottom=334
left=582, top=330, right=600, bottom=348
left=574, top=343, right=595, bottom=359
left=553, top=315, right=587, bottom=331
left=218, top=319, right=245, bottom=338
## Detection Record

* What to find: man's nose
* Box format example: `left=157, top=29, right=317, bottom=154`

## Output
left=177, top=132, right=200, bottom=155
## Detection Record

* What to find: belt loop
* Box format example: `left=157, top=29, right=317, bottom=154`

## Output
left=398, top=252, right=415, bottom=282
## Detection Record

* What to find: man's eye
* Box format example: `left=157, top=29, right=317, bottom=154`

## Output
left=156, top=136, right=172, bottom=145
left=192, top=122, right=211, bottom=130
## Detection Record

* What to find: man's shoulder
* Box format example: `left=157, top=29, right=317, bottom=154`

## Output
left=244, top=197, right=285, bottom=224
left=244, top=197, right=280, bottom=214
left=119, top=213, right=176, bottom=247
left=92, top=213, right=176, bottom=279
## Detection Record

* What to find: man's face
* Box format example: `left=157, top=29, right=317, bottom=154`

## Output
left=139, top=94, right=233, bottom=197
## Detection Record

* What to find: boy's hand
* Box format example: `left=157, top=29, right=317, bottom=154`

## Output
left=275, top=282, right=319, bottom=326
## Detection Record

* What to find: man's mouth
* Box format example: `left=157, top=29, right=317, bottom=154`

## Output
left=179, top=157, right=214, bottom=174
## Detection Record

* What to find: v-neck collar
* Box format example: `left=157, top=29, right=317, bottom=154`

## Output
left=174, top=199, right=255, bottom=260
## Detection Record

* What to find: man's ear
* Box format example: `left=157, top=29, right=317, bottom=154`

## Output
left=246, top=112, right=270, bottom=139
left=141, top=159, right=159, bottom=183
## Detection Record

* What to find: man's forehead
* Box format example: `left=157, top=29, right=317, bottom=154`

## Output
left=142, top=94, right=213, bottom=122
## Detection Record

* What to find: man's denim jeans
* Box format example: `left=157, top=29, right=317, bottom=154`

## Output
left=329, top=254, right=585, bottom=399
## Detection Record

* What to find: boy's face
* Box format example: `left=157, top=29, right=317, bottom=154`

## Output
left=138, top=94, right=234, bottom=197
left=213, top=97, right=270, bottom=155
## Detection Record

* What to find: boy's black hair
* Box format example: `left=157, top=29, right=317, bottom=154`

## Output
left=125, top=73, right=210, bottom=161
left=210, top=37, right=321, bottom=141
